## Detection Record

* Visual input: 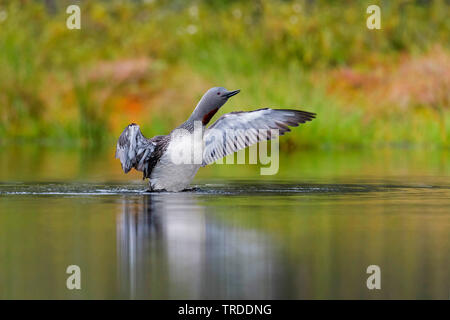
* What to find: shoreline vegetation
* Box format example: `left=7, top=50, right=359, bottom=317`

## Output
left=0, top=1, right=449, bottom=149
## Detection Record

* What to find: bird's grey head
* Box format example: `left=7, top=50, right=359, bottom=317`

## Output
left=190, top=87, right=240, bottom=125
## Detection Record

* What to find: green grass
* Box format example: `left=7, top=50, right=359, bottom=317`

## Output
left=0, top=0, right=448, bottom=148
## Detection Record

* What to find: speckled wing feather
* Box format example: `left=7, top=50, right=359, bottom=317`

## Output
left=115, top=124, right=156, bottom=176
left=202, top=108, right=316, bottom=166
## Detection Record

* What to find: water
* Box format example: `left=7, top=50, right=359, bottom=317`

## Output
left=0, top=146, right=449, bottom=299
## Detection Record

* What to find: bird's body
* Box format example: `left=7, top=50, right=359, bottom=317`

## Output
left=149, top=131, right=202, bottom=191
left=116, top=87, right=316, bottom=192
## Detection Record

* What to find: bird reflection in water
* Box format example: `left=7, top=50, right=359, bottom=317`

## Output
left=116, top=193, right=289, bottom=299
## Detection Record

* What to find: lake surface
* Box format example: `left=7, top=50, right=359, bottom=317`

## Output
left=0, top=146, right=449, bottom=299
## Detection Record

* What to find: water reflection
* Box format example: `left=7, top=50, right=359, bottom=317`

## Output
left=117, top=194, right=288, bottom=299
left=0, top=146, right=449, bottom=299
left=0, top=181, right=448, bottom=299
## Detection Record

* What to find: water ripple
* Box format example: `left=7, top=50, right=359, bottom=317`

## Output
left=0, top=181, right=447, bottom=196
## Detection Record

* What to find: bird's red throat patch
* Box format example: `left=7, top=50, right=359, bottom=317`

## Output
left=202, top=108, right=219, bottom=125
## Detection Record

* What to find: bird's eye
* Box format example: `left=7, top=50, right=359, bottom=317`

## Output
left=217, top=92, right=221, bottom=95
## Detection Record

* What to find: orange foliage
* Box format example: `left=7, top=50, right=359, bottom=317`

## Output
left=327, top=46, right=450, bottom=114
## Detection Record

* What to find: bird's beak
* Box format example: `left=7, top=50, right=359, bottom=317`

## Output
left=224, top=89, right=240, bottom=98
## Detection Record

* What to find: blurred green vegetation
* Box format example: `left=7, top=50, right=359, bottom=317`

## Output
left=0, top=0, right=449, bottom=148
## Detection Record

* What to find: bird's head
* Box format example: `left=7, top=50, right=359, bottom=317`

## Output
left=192, top=87, right=240, bottom=125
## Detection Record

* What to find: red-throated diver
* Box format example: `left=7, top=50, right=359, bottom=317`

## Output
left=116, top=87, right=315, bottom=191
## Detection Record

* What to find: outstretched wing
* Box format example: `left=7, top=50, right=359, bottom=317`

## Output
left=115, top=124, right=156, bottom=175
left=202, top=108, right=315, bottom=166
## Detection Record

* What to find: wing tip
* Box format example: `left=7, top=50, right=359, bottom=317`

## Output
left=292, top=110, right=316, bottom=120
left=282, top=110, right=316, bottom=125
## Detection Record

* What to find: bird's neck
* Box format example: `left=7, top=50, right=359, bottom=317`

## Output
left=177, top=118, right=206, bottom=133
left=189, top=108, right=219, bottom=126
left=188, top=100, right=219, bottom=126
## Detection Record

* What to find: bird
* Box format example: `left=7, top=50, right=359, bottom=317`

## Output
left=115, top=87, right=316, bottom=192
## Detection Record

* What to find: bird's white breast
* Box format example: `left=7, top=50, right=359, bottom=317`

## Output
left=150, top=132, right=203, bottom=192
